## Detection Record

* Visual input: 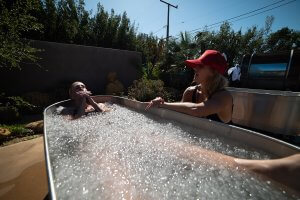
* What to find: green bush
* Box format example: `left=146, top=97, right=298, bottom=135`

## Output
left=142, top=62, right=162, bottom=80
left=0, top=124, right=34, bottom=146
left=160, top=69, right=194, bottom=91
left=1, top=124, right=33, bottom=136
left=0, top=106, right=20, bottom=123
left=128, top=78, right=171, bottom=102
left=164, top=87, right=183, bottom=102
left=0, top=93, right=37, bottom=115
left=0, top=93, right=40, bottom=123
left=6, top=96, right=36, bottom=114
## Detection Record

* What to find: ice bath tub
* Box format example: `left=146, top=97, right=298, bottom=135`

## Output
left=44, top=96, right=300, bottom=200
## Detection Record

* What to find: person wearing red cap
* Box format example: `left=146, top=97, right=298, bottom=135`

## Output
left=146, top=50, right=233, bottom=123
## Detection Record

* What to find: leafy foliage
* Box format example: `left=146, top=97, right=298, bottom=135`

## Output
left=0, top=0, right=43, bottom=68
left=0, top=124, right=35, bottom=146
left=265, top=27, right=300, bottom=52
left=0, top=106, right=20, bottom=123
left=0, top=93, right=37, bottom=123
left=128, top=78, right=171, bottom=102
left=136, top=33, right=165, bottom=79
left=157, top=17, right=300, bottom=98
left=0, top=124, right=32, bottom=135
left=1, top=0, right=299, bottom=100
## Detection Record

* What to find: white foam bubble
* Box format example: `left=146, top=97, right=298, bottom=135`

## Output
left=45, top=104, right=294, bottom=199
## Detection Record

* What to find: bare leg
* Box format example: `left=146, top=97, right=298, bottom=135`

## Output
left=145, top=134, right=300, bottom=194
left=95, top=152, right=149, bottom=200
left=148, top=134, right=237, bottom=166
left=235, top=154, right=300, bottom=192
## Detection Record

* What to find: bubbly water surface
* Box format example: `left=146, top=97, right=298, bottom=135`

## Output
left=45, top=104, right=296, bottom=199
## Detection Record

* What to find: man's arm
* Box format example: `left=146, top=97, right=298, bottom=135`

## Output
left=86, top=96, right=105, bottom=112
left=73, top=98, right=87, bottom=119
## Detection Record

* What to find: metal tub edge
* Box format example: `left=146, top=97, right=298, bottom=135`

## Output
left=43, top=95, right=300, bottom=199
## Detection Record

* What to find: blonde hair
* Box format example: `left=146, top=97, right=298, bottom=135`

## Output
left=205, top=70, right=228, bottom=98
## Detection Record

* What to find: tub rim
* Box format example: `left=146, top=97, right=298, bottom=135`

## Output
left=43, top=95, right=300, bottom=199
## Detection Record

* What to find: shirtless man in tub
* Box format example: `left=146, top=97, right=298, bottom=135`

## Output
left=57, top=81, right=110, bottom=119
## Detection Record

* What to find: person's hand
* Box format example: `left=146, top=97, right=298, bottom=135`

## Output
left=75, top=90, right=92, bottom=99
left=99, top=103, right=111, bottom=112
left=145, top=97, right=164, bottom=110
left=85, top=93, right=96, bottom=105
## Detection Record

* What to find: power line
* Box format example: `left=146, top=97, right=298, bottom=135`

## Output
left=190, top=0, right=297, bottom=36
left=187, top=0, right=289, bottom=34
left=160, top=0, right=178, bottom=45
left=153, top=25, right=167, bottom=35
left=228, top=0, right=296, bottom=25
left=169, top=0, right=296, bottom=40
left=176, top=0, right=247, bottom=27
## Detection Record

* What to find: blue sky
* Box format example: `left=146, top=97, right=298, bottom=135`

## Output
left=85, top=0, right=300, bottom=38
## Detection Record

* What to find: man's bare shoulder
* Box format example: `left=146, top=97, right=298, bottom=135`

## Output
left=56, top=106, right=76, bottom=115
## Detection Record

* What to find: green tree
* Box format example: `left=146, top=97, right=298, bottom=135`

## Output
left=102, top=9, right=120, bottom=48
left=0, top=0, right=43, bottom=68
left=43, top=0, right=58, bottom=41
left=116, top=12, right=131, bottom=49
left=265, top=27, right=300, bottom=52
left=92, top=3, right=108, bottom=46
left=56, top=0, right=79, bottom=43
left=136, top=33, right=164, bottom=78
left=75, top=0, right=92, bottom=45
left=194, top=16, right=275, bottom=66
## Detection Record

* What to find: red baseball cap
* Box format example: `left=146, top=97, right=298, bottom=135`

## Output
left=184, top=50, right=227, bottom=75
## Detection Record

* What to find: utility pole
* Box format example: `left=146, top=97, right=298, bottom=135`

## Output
left=160, top=0, right=178, bottom=47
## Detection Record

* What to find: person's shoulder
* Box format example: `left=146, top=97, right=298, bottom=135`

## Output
left=183, top=86, right=196, bottom=96
left=185, top=85, right=199, bottom=92
left=56, top=106, right=76, bottom=115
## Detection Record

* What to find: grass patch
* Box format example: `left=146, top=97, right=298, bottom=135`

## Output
left=1, top=124, right=31, bottom=135
left=0, top=124, right=42, bottom=147
left=1, top=135, right=42, bottom=147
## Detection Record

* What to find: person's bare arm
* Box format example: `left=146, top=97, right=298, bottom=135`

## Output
left=159, top=92, right=231, bottom=117
left=86, top=95, right=105, bottom=112
left=73, top=97, right=87, bottom=119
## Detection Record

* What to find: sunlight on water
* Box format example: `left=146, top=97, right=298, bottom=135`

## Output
left=45, top=103, right=295, bottom=199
